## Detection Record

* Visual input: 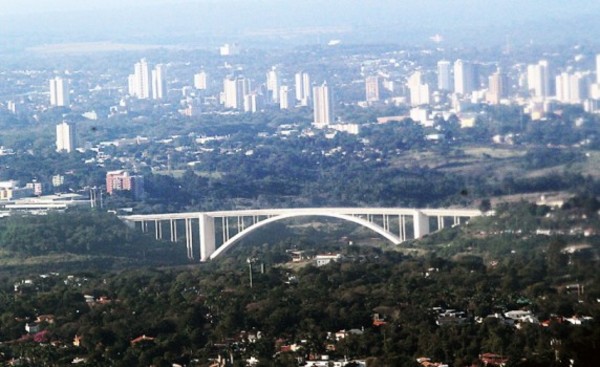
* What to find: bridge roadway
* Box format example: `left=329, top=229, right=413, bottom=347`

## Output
left=120, top=207, right=483, bottom=261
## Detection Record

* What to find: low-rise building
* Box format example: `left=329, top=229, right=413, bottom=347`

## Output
left=315, top=253, right=343, bottom=267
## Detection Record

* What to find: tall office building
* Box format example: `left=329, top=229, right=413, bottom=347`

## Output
left=223, top=76, right=250, bottom=110
left=487, top=70, right=506, bottom=105
left=194, top=70, right=208, bottom=90
left=279, top=86, right=293, bottom=109
left=56, top=121, right=76, bottom=153
left=454, top=59, right=475, bottom=95
left=556, top=72, right=589, bottom=104
left=596, top=54, right=600, bottom=84
left=151, top=64, right=167, bottom=100
left=407, top=71, right=430, bottom=106
left=243, top=92, right=262, bottom=113
left=295, top=71, right=311, bottom=106
left=128, top=58, right=151, bottom=99
left=365, top=76, right=381, bottom=102
left=313, top=82, right=334, bottom=126
left=266, top=67, right=280, bottom=103
left=527, top=60, right=551, bottom=99
left=437, top=60, right=452, bottom=91
left=49, top=77, right=70, bottom=107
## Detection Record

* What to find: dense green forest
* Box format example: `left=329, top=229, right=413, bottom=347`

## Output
left=0, top=202, right=598, bottom=366
left=0, top=211, right=187, bottom=273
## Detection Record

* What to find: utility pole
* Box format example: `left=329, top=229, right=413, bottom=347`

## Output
left=247, top=258, right=254, bottom=288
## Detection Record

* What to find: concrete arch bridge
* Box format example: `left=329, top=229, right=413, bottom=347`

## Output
left=120, top=207, right=483, bottom=261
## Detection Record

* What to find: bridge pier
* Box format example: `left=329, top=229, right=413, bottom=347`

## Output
left=200, top=214, right=216, bottom=261
left=413, top=210, right=430, bottom=238
left=185, top=218, right=194, bottom=259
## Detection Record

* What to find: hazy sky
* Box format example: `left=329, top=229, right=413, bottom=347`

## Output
left=1, top=0, right=598, bottom=48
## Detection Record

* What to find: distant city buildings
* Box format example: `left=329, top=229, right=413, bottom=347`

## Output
left=106, top=170, right=144, bottom=198
left=453, top=59, right=475, bottom=95
left=222, top=76, right=250, bottom=110
left=556, top=71, right=589, bottom=104
left=279, top=85, right=292, bottom=109
left=151, top=64, right=167, bottom=100
left=128, top=58, right=152, bottom=99
left=194, top=70, right=208, bottom=90
left=56, top=121, right=77, bottom=153
left=437, top=60, right=452, bottom=91
left=596, top=54, right=600, bottom=84
left=0, top=180, right=41, bottom=200
left=407, top=71, right=430, bottom=106
left=487, top=69, right=507, bottom=105
left=295, top=71, right=311, bottom=106
left=313, top=82, right=334, bottom=126
left=49, top=77, right=70, bottom=107
left=266, top=67, right=280, bottom=103
left=527, top=60, right=552, bottom=99
left=365, top=76, right=381, bottom=102
left=219, top=43, right=240, bottom=56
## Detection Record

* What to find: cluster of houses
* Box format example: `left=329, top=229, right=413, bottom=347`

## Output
left=432, top=305, right=593, bottom=330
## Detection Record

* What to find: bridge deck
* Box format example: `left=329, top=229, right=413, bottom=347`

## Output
left=121, top=207, right=483, bottom=221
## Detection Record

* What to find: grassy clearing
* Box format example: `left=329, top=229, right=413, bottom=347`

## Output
left=463, top=146, right=526, bottom=159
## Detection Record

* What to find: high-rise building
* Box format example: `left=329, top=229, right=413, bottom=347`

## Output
left=454, top=59, right=475, bottom=95
left=365, top=76, right=381, bottom=102
left=596, top=54, right=600, bottom=84
left=556, top=71, right=589, bottom=104
left=219, top=43, right=240, bottom=56
left=527, top=60, right=551, bottom=99
left=49, top=77, right=70, bottom=107
left=56, top=121, right=76, bottom=153
left=313, top=82, right=334, bottom=126
left=151, top=64, right=167, bottom=100
left=279, top=86, right=293, bottom=109
left=407, top=71, right=430, bottom=106
left=106, top=170, right=144, bottom=199
left=128, top=59, right=151, bottom=99
left=243, top=92, right=262, bottom=113
left=266, top=67, right=280, bottom=103
left=194, top=70, right=208, bottom=90
left=437, top=60, right=452, bottom=91
left=223, top=76, right=250, bottom=110
left=295, top=71, right=311, bottom=106
left=487, top=70, right=506, bottom=105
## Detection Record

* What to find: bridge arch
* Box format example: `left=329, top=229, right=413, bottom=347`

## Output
left=209, top=212, right=402, bottom=259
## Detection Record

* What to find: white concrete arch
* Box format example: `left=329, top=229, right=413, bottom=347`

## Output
left=209, top=212, right=402, bottom=259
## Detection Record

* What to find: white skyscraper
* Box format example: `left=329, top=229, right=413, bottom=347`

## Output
left=556, top=72, right=589, bottom=104
left=244, top=92, right=261, bottom=113
left=407, top=71, right=430, bottom=106
left=527, top=60, right=551, bottom=99
left=128, top=58, right=151, bottom=99
left=596, top=54, right=600, bottom=84
left=194, top=70, right=208, bottom=90
left=454, top=59, right=475, bottom=95
left=279, top=86, right=293, bottom=109
left=49, top=77, right=70, bottom=107
left=56, top=121, right=76, bottom=153
left=437, top=60, right=452, bottom=91
left=223, top=76, right=250, bottom=110
left=151, top=64, right=167, bottom=100
left=295, top=71, right=311, bottom=106
left=313, top=82, right=334, bottom=126
left=266, top=67, right=280, bottom=103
